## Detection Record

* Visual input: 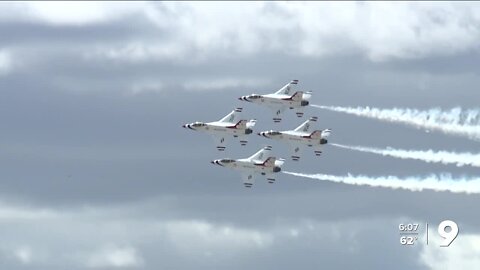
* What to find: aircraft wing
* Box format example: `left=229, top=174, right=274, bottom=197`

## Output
left=294, top=108, right=305, bottom=118
left=313, top=145, right=323, bottom=157
left=211, top=134, right=229, bottom=151
left=274, top=80, right=298, bottom=95
left=294, top=117, right=317, bottom=132
left=242, top=172, right=255, bottom=188
left=289, top=143, right=304, bottom=161
left=218, top=108, right=242, bottom=123
left=237, top=137, right=249, bottom=146
left=264, top=173, right=276, bottom=184
left=264, top=105, right=286, bottom=123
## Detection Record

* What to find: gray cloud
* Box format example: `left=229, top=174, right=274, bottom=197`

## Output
left=1, top=2, right=480, bottom=269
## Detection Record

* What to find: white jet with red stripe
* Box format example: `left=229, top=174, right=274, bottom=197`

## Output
left=211, top=146, right=285, bottom=188
left=258, top=116, right=332, bottom=161
left=238, top=80, right=312, bottom=123
left=182, top=108, right=257, bottom=151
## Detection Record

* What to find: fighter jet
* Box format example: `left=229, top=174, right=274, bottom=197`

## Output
left=238, top=80, right=312, bottom=123
left=182, top=108, right=257, bottom=151
left=257, top=116, right=332, bottom=161
left=210, top=145, right=285, bottom=187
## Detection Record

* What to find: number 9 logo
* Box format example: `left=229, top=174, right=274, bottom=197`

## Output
left=438, top=220, right=459, bottom=247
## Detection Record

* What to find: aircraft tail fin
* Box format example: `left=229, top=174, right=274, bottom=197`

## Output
left=294, top=116, right=317, bottom=132
left=219, top=108, right=242, bottom=123
left=248, top=145, right=272, bottom=160
left=274, top=80, right=299, bottom=95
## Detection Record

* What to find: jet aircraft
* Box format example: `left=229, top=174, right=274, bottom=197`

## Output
left=257, top=116, right=331, bottom=161
left=182, top=108, right=256, bottom=151
left=210, top=146, right=285, bottom=187
left=238, top=80, right=312, bottom=123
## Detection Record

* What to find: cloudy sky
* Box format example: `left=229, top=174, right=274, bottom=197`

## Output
left=1, top=1, right=480, bottom=269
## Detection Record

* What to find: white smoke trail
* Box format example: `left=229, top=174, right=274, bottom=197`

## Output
left=283, top=171, right=480, bottom=194
left=312, top=105, right=480, bottom=140
left=331, top=143, right=480, bottom=168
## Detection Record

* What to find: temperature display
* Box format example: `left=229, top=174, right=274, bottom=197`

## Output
left=399, top=223, right=420, bottom=246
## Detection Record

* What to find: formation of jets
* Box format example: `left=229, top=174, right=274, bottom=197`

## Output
left=183, top=80, right=332, bottom=187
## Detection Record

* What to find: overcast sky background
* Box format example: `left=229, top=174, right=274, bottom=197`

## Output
left=1, top=2, right=480, bottom=269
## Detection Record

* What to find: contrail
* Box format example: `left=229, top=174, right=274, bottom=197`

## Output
left=312, top=105, right=480, bottom=140
left=331, top=143, right=480, bottom=168
left=283, top=171, right=480, bottom=194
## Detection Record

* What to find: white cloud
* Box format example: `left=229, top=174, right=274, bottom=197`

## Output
left=5, top=2, right=480, bottom=62
left=0, top=201, right=275, bottom=267
left=1, top=199, right=478, bottom=269
left=0, top=245, right=49, bottom=266
left=165, top=220, right=273, bottom=252
left=124, top=77, right=269, bottom=95
left=289, top=228, right=300, bottom=238
left=129, top=81, right=164, bottom=95
left=86, top=245, right=143, bottom=268
left=351, top=2, right=480, bottom=61
left=89, top=2, right=480, bottom=62
left=420, top=233, right=480, bottom=269
left=0, top=50, right=12, bottom=75
left=0, top=202, right=57, bottom=220
left=22, top=2, right=144, bottom=26
left=182, top=78, right=270, bottom=91
left=14, top=246, right=32, bottom=264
